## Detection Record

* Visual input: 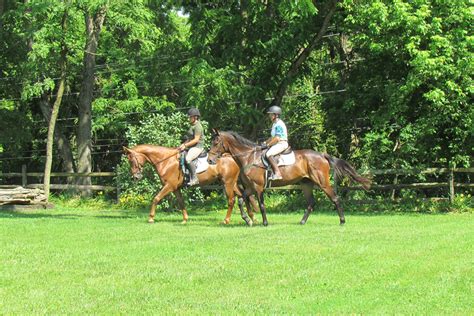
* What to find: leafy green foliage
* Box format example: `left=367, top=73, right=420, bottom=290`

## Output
left=0, top=0, right=472, bottom=200
left=340, top=0, right=473, bottom=169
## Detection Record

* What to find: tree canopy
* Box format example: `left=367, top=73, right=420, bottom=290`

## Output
left=0, top=0, right=472, bottom=179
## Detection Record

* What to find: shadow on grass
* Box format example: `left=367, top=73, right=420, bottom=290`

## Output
left=0, top=210, right=82, bottom=220
left=258, top=194, right=454, bottom=217
left=2, top=195, right=460, bottom=224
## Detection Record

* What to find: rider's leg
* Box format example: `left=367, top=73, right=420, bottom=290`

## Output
left=267, top=156, right=282, bottom=180
left=185, top=147, right=203, bottom=185
left=265, top=141, right=288, bottom=180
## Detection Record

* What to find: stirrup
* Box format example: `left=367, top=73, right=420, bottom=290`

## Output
left=270, top=173, right=282, bottom=180
left=188, top=177, right=199, bottom=186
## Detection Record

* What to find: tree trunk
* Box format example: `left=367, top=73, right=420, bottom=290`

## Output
left=43, top=7, right=68, bottom=201
left=272, top=0, right=340, bottom=108
left=39, top=100, right=76, bottom=177
left=76, top=5, right=107, bottom=196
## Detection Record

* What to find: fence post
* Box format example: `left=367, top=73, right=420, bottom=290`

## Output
left=391, top=174, right=399, bottom=200
left=116, top=178, right=121, bottom=203
left=22, top=164, right=27, bottom=188
left=448, top=168, right=455, bottom=204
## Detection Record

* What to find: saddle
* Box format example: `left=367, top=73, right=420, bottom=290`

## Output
left=261, top=146, right=296, bottom=169
left=180, top=150, right=210, bottom=179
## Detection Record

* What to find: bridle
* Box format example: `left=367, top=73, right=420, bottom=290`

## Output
left=129, top=149, right=180, bottom=179
left=129, top=152, right=144, bottom=179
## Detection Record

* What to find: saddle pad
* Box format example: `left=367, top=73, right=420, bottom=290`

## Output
left=196, top=155, right=209, bottom=174
left=277, top=151, right=296, bottom=166
left=262, top=151, right=296, bottom=168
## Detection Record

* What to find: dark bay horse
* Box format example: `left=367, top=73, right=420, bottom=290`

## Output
left=123, top=144, right=256, bottom=225
left=208, top=130, right=371, bottom=226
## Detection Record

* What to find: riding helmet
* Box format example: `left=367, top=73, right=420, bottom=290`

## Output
left=187, top=108, right=201, bottom=117
left=267, top=105, right=282, bottom=115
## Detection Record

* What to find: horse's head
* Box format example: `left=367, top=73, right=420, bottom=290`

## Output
left=123, top=146, right=146, bottom=180
left=208, top=128, right=228, bottom=164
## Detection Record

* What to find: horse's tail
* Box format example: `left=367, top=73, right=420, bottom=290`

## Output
left=323, top=153, right=371, bottom=190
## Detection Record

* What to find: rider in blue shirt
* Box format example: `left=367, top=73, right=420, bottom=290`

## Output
left=263, top=105, right=289, bottom=180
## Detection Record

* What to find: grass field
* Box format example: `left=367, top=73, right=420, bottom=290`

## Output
left=1, top=199, right=473, bottom=314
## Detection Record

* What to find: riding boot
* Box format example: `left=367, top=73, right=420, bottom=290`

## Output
left=186, top=160, right=199, bottom=186
left=267, top=156, right=282, bottom=180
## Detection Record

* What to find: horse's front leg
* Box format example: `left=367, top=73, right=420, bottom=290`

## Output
left=246, top=193, right=259, bottom=224
left=230, top=184, right=252, bottom=226
left=148, top=183, right=175, bottom=223
left=173, top=188, right=188, bottom=224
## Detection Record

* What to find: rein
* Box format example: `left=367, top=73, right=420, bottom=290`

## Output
left=132, top=149, right=179, bottom=169
left=154, top=150, right=180, bottom=164
left=209, top=144, right=264, bottom=172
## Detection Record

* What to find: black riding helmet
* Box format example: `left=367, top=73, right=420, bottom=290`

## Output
left=187, top=108, right=201, bottom=117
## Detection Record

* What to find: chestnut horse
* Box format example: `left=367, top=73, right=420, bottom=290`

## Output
left=208, top=130, right=371, bottom=226
left=123, top=144, right=256, bottom=225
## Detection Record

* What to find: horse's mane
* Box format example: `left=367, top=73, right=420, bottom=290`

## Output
left=224, top=131, right=258, bottom=147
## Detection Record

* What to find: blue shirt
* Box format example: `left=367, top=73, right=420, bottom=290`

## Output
left=271, top=119, right=288, bottom=141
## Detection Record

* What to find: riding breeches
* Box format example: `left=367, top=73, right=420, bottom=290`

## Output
left=185, top=147, right=204, bottom=163
left=266, top=141, right=289, bottom=157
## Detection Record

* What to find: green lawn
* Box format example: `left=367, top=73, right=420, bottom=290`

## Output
left=1, top=202, right=473, bottom=314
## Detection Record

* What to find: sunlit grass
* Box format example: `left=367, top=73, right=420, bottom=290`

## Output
left=1, top=200, right=473, bottom=314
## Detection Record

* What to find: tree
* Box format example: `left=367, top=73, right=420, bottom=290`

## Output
left=272, top=0, right=340, bottom=108
left=44, top=3, right=68, bottom=200
left=76, top=1, right=107, bottom=195
left=336, top=0, right=473, bottom=168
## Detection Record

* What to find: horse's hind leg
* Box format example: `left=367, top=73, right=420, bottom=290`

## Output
left=173, top=189, right=188, bottom=224
left=222, top=183, right=236, bottom=225
left=322, top=184, right=344, bottom=225
left=256, top=190, right=269, bottom=226
left=300, top=182, right=315, bottom=225
left=308, top=167, right=344, bottom=225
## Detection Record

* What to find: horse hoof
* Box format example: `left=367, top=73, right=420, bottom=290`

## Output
left=300, top=220, right=306, bottom=225
left=247, top=220, right=253, bottom=227
left=340, top=220, right=345, bottom=225
left=263, top=221, right=268, bottom=227
left=181, top=220, right=187, bottom=225
left=148, top=219, right=155, bottom=224
left=222, top=219, right=230, bottom=225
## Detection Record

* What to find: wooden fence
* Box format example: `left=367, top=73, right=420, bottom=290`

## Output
left=0, top=165, right=473, bottom=203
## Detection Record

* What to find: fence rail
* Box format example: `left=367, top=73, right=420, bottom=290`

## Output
left=1, top=165, right=473, bottom=203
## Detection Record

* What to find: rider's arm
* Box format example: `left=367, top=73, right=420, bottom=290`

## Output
left=265, top=136, right=280, bottom=147
left=184, top=133, right=201, bottom=148
left=265, top=123, right=285, bottom=147
left=179, top=123, right=202, bottom=151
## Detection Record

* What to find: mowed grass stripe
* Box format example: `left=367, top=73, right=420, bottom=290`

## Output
left=1, top=208, right=473, bottom=314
